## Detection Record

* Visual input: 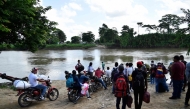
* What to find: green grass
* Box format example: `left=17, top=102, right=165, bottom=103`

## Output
left=45, top=43, right=96, bottom=49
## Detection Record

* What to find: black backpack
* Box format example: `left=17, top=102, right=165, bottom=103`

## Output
left=134, top=69, right=144, bottom=87
left=111, top=67, right=118, bottom=81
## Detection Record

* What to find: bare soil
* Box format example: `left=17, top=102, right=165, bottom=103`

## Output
left=0, top=81, right=189, bottom=109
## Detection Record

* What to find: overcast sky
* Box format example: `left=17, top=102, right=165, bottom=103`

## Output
left=40, top=0, right=190, bottom=41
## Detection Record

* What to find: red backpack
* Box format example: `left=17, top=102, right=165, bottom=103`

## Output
left=114, top=75, right=127, bottom=97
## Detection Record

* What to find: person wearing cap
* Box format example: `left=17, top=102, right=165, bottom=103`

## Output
left=95, top=67, right=107, bottom=90
left=132, top=61, right=147, bottom=109
left=169, top=55, right=185, bottom=99
left=113, top=64, right=129, bottom=109
left=28, top=68, right=47, bottom=100
left=79, top=71, right=89, bottom=84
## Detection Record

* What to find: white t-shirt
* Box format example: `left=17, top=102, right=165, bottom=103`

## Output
left=88, top=66, right=94, bottom=72
left=105, top=70, right=111, bottom=78
left=28, top=72, right=38, bottom=87
left=127, top=67, right=133, bottom=75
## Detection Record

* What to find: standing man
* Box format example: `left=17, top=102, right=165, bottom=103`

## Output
left=28, top=68, right=47, bottom=100
left=113, top=65, right=129, bottom=109
left=180, top=55, right=187, bottom=91
left=111, top=62, right=119, bottom=94
left=76, top=60, right=84, bottom=73
left=185, top=62, right=190, bottom=107
left=132, top=61, right=148, bottom=109
left=169, top=55, right=185, bottom=99
left=102, top=62, right=105, bottom=71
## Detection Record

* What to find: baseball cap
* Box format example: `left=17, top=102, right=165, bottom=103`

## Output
left=31, top=67, right=38, bottom=72
left=137, top=61, right=143, bottom=67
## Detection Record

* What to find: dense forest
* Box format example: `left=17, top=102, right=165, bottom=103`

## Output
left=0, top=0, right=190, bottom=52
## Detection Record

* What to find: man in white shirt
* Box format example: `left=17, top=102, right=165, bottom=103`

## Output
left=105, top=67, right=111, bottom=78
left=28, top=68, right=47, bottom=100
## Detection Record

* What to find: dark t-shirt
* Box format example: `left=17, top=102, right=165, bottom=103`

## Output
left=171, top=61, right=185, bottom=80
left=132, top=69, right=147, bottom=89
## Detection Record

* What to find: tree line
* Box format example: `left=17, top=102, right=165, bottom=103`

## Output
left=0, top=0, right=190, bottom=52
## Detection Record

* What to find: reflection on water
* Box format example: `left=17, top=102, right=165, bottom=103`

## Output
left=0, top=48, right=189, bottom=83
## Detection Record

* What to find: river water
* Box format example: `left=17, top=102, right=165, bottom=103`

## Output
left=0, top=48, right=190, bottom=83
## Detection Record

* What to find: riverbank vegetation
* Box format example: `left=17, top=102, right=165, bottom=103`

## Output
left=0, top=0, right=190, bottom=52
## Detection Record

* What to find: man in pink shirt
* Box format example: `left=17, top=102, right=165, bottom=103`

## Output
left=95, top=67, right=107, bottom=90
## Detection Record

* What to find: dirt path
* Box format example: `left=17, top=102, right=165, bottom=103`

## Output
left=0, top=81, right=189, bottom=109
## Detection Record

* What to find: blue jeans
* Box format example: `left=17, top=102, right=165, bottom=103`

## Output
left=150, top=75, right=155, bottom=84
left=155, top=78, right=169, bottom=92
left=98, top=78, right=106, bottom=89
left=35, top=84, right=47, bottom=97
left=172, top=80, right=183, bottom=98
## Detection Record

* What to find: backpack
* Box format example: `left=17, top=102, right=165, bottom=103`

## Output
left=114, top=75, right=127, bottom=97
left=156, top=66, right=164, bottom=78
left=134, top=69, right=144, bottom=87
left=111, top=68, right=118, bottom=80
left=66, top=75, right=74, bottom=88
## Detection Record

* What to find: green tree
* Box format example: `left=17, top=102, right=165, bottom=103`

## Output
left=52, top=29, right=66, bottom=43
left=137, top=22, right=143, bottom=35
left=71, top=36, right=81, bottom=43
left=158, top=14, right=182, bottom=34
left=98, top=23, right=109, bottom=43
left=0, top=0, right=57, bottom=52
left=82, top=31, right=95, bottom=43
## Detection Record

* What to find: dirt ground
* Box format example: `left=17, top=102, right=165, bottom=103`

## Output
left=0, top=80, right=189, bottom=109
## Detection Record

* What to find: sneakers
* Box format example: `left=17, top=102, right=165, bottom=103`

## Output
left=87, top=96, right=91, bottom=99
left=40, top=96, right=45, bottom=100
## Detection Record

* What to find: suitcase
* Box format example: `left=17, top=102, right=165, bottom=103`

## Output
left=143, top=91, right=150, bottom=103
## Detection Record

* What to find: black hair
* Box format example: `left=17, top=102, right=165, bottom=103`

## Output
left=72, top=70, right=77, bottom=75
left=174, top=55, right=180, bottom=61
left=107, top=67, right=110, bottom=70
left=118, top=65, right=124, bottom=72
left=115, top=62, right=118, bottom=67
left=126, top=63, right=129, bottom=66
left=129, top=63, right=133, bottom=67
left=89, top=62, right=92, bottom=66
left=180, top=55, right=184, bottom=60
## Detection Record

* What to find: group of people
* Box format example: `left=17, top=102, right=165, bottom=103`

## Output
left=12, top=54, right=190, bottom=108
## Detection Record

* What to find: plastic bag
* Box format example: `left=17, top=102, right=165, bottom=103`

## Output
left=13, top=80, right=31, bottom=89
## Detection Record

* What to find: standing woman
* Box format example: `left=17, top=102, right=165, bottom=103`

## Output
left=87, top=62, right=95, bottom=78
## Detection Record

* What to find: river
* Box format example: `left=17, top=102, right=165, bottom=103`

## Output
left=0, top=48, right=189, bottom=83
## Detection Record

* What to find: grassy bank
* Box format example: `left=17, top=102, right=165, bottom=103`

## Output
left=44, top=43, right=96, bottom=50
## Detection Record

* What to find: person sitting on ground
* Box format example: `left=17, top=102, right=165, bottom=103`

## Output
left=95, top=67, right=107, bottom=90
left=28, top=67, right=47, bottom=100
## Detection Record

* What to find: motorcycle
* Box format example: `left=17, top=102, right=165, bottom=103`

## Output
left=17, top=76, right=59, bottom=107
left=67, top=87, right=80, bottom=103
left=101, top=75, right=112, bottom=87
